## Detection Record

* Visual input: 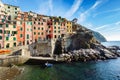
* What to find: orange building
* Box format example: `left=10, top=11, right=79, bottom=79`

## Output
left=16, top=12, right=25, bottom=46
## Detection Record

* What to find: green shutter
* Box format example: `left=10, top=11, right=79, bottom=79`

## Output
left=13, top=37, right=16, bottom=41
left=27, top=34, right=29, bottom=39
left=0, top=30, right=2, bottom=33
left=0, top=36, right=2, bottom=40
left=13, top=25, right=16, bottom=28
left=6, top=37, right=9, bottom=41
left=6, top=24, right=8, bottom=28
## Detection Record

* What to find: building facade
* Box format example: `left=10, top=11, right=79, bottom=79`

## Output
left=4, top=4, right=21, bottom=20
left=4, top=23, right=17, bottom=48
left=66, top=21, right=72, bottom=34
left=16, top=12, right=25, bottom=46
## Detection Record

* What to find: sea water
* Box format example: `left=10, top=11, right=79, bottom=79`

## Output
left=15, top=41, right=120, bottom=80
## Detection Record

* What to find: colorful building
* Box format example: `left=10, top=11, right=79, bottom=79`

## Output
left=16, top=12, right=25, bottom=46
left=36, top=15, right=48, bottom=41
left=66, top=21, right=72, bottom=34
left=46, top=17, right=53, bottom=40
left=4, top=23, right=17, bottom=48
left=24, top=12, right=33, bottom=45
left=0, top=0, right=6, bottom=48
left=4, top=4, right=21, bottom=20
left=52, top=17, right=61, bottom=40
left=60, top=18, right=67, bottom=38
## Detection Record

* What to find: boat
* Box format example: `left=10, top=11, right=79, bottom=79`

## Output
left=45, top=62, right=53, bottom=67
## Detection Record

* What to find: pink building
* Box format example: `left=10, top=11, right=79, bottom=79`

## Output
left=24, top=12, right=33, bottom=45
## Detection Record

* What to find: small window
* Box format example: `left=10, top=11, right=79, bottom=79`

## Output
left=41, top=28, right=44, bottom=30
left=6, top=37, right=9, bottom=41
left=41, top=32, right=44, bottom=35
left=38, top=22, right=40, bottom=25
left=41, top=23, right=43, bottom=25
left=54, top=35, right=57, bottom=38
left=20, top=34, right=22, bottom=38
left=54, top=26, right=56, bottom=29
left=6, top=24, right=9, bottom=28
left=34, top=27, right=36, bottom=30
left=27, top=34, right=29, bottom=39
left=54, top=30, right=56, bottom=33
left=20, top=28, right=22, bottom=31
left=15, top=8, right=17, bottom=10
left=38, top=32, right=40, bottom=35
left=8, top=6, right=10, bottom=9
left=0, top=24, right=2, bottom=27
left=0, top=30, right=2, bottom=33
left=13, top=37, right=16, bottom=41
left=38, top=27, right=40, bottom=30
left=34, top=32, right=36, bottom=35
left=13, top=25, right=16, bottom=28
left=0, top=36, right=2, bottom=40
left=15, top=12, right=17, bottom=14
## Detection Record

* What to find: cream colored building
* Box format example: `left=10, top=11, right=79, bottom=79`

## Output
left=4, top=23, right=17, bottom=48
left=4, top=4, right=21, bottom=20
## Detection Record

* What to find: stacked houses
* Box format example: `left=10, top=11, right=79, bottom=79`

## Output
left=0, top=1, right=74, bottom=49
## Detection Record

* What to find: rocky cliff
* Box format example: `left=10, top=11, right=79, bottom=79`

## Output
left=60, top=24, right=120, bottom=62
left=92, top=31, right=107, bottom=42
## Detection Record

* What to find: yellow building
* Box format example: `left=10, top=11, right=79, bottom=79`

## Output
left=4, top=23, right=17, bottom=48
left=66, top=21, right=72, bottom=34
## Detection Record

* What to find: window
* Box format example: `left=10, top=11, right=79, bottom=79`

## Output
left=54, top=35, right=57, bottom=38
left=0, top=30, right=2, bottom=33
left=27, top=29, right=29, bottom=31
left=38, top=22, right=40, bottom=25
left=20, top=28, right=22, bottom=31
left=20, top=21, right=22, bottom=24
left=48, top=26, right=50, bottom=28
left=6, top=43, right=9, bottom=48
left=8, top=6, right=10, bottom=9
left=6, top=37, right=9, bottom=41
left=43, top=19, right=46, bottom=22
left=54, top=30, right=56, bottom=33
left=38, top=32, right=40, bottom=35
left=58, top=27, right=60, bottom=29
left=2, top=19, right=5, bottom=23
left=12, top=31, right=17, bottom=35
left=54, top=26, right=56, bottom=29
left=38, top=27, right=40, bottom=30
left=34, top=27, right=36, bottom=30
left=34, top=32, right=36, bottom=35
left=20, top=34, right=22, bottom=38
left=41, top=32, right=44, bottom=35
left=0, top=24, right=2, bottom=27
left=30, top=22, right=32, bottom=25
left=13, top=43, right=16, bottom=47
left=15, top=8, right=17, bottom=10
left=13, top=25, right=16, bottom=28
left=15, top=12, right=17, bottom=14
left=58, top=31, right=60, bottom=33
left=27, top=34, right=29, bottom=39
left=34, top=22, right=36, bottom=24
left=41, top=23, right=43, bottom=25
left=41, top=28, right=44, bottom=30
left=6, top=24, right=9, bottom=28
left=0, top=36, right=2, bottom=40
left=13, top=37, right=16, bottom=41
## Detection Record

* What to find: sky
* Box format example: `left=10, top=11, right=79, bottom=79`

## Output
left=2, top=0, right=120, bottom=41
